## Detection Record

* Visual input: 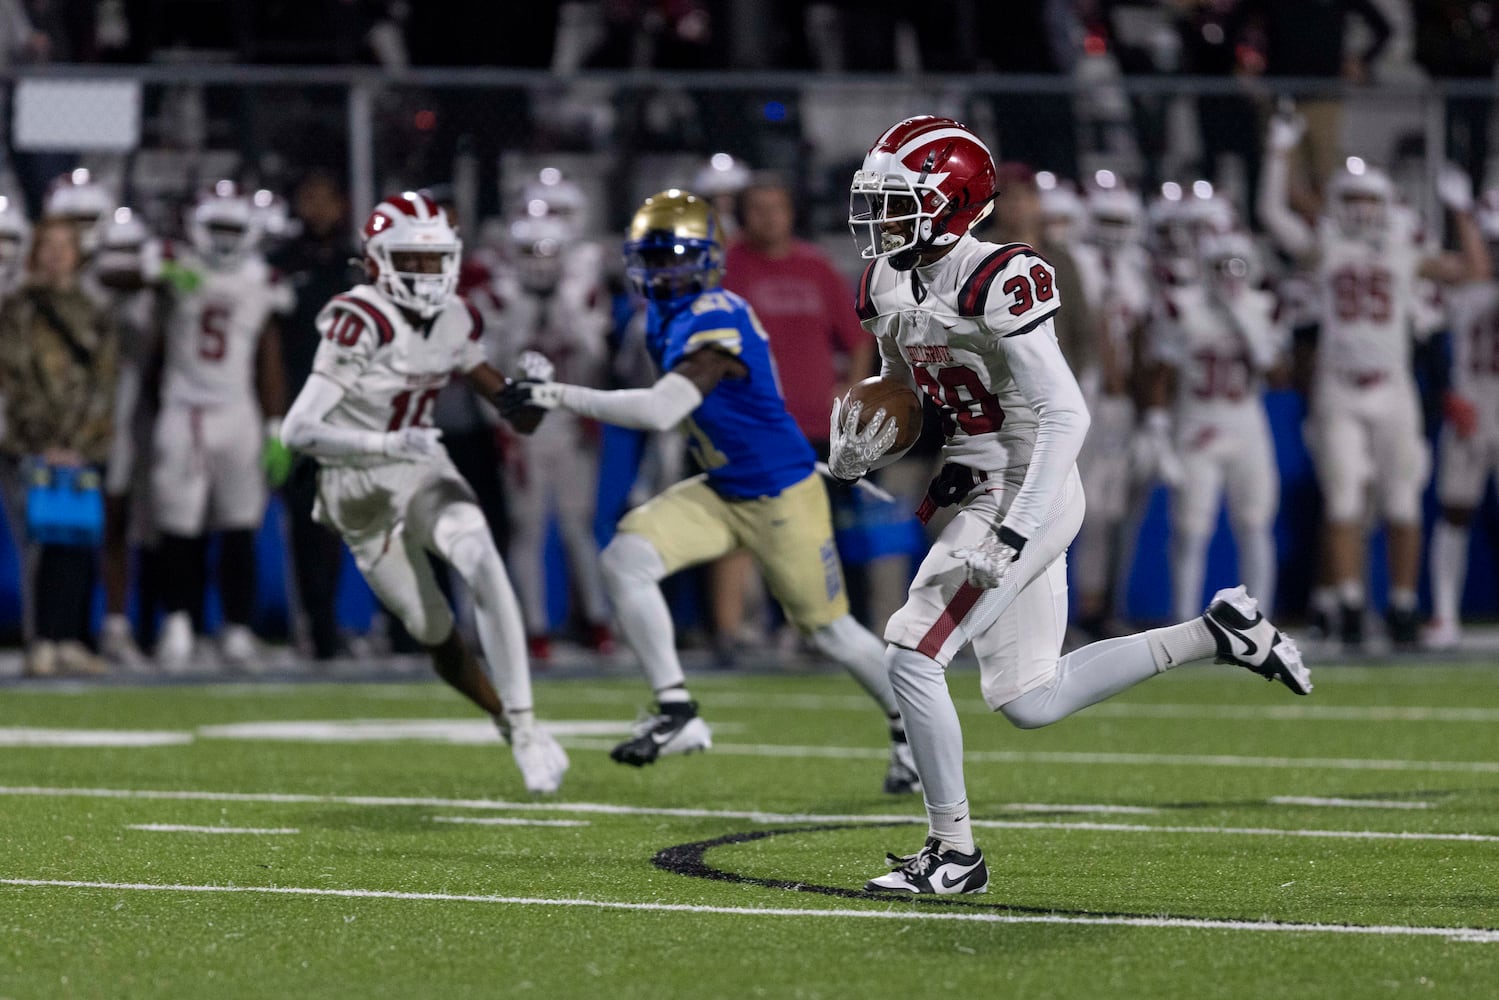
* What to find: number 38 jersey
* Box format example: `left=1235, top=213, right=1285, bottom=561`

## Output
left=1314, top=211, right=1423, bottom=382
left=310, top=284, right=486, bottom=461
left=856, top=235, right=1064, bottom=479
left=157, top=246, right=293, bottom=409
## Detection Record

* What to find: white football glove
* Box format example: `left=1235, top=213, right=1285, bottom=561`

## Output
left=1267, top=113, right=1305, bottom=154
left=827, top=397, right=899, bottom=481
left=382, top=427, right=445, bottom=462
left=1437, top=162, right=1475, bottom=214
left=952, top=532, right=1020, bottom=590
left=517, top=350, right=556, bottom=381
left=1131, top=408, right=1185, bottom=487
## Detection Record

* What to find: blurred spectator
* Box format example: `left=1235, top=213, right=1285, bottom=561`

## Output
left=718, top=174, right=869, bottom=655
left=1177, top=0, right=1264, bottom=223
left=974, top=0, right=1084, bottom=179
left=1413, top=0, right=1499, bottom=190
left=1229, top=0, right=1392, bottom=203
left=268, top=172, right=357, bottom=660
left=0, top=217, right=116, bottom=676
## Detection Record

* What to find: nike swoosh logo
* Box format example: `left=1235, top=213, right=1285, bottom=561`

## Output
left=1214, top=619, right=1258, bottom=659
left=940, top=868, right=975, bottom=889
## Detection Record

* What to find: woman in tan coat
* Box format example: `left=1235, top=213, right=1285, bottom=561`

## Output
left=0, top=217, right=117, bottom=676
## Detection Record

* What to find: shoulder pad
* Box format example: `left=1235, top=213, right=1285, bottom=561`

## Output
left=957, top=243, right=1047, bottom=317
left=328, top=292, right=394, bottom=345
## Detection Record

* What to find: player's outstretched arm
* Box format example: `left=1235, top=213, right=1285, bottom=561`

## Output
left=282, top=373, right=440, bottom=462
left=1422, top=165, right=1492, bottom=285
left=1258, top=114, right=1317, bottom=261
left=497, top=347, right=743, bottom=432
left=464, top=362, right=545, bottom=435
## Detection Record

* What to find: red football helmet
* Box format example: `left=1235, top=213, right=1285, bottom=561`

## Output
left=362, top=191, right=461, bottom=319
left=849, top=116, right=998, bottom=270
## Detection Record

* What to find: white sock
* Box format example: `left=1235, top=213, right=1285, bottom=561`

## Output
left=1145, top=616, right=1217, bottom=670
left=1236, top=523, right=1277, bottom=615
left=808, top=615, right=900, bottom=716
left=886, top=645, right=970, bottom=849
left=1001, top=633, right=1165, bottom=729
left=1389, top=587, right=1417, bottom=613
left=1170, top=531, right=1210, bottom=623
left=1431, top=520, right=1470, bottom=624
left=1312, top=586, right=1338, bottom=619
left=927, top=797, right=975, bottom=855
left=1338, top=580, right=1365, bottom=607
left=656, top=685, right=691, bottom=705
left=602, top=534, right=687, bottom=696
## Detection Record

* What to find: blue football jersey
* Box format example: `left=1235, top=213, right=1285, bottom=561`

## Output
left=646, top=289, right=815, bottom=498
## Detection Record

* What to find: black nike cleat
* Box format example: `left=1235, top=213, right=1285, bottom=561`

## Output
left=1386, top=606, right=1419, bottom=650
left=865, top=836, right=988, bottom=895
left=1203, top=585, right=1312, bottom=695
left=609, top=701, right=712, bottom=767
left=1339, top=602, right=1365, bottom=650
left=883, top=733, right=921, bottom=795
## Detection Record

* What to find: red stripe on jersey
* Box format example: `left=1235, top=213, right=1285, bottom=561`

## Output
left=855, top=261, right=878, bottom=321
left=334, top=294, right=394, bottom=345
left=463, top=299, right=484, bottom=341
left=916, top=582, right=983, bottom=659
left=957, top=243, right=1029, bottom=317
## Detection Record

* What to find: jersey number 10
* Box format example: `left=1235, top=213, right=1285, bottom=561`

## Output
left=388, top=388, right=439, bottom=431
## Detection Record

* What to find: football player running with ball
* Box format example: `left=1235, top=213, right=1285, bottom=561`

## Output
left=281, top=192, right=568, bottom=794
left=499, top=189, right=919, bottom=794
left=835, top=116, right=1311, bottom=896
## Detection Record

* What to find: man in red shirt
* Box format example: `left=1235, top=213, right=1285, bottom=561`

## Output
left=709, top=176, right=872, bottom=660
left=724, top=177, right=871, bottom=445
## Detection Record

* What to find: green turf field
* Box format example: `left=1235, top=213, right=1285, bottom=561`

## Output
left=2, top=661, right=1497, bottom=999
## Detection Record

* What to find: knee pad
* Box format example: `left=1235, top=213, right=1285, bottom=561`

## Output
left=432, top=504, right=501, bottom=589
left=601, top=533, right=665, bottom=588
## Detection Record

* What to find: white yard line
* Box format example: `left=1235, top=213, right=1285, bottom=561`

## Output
left=0, top=786, right=1489, bottom=843
left=125, top=824, right=300, bottom=835
left=1, top=878, right=1493, bottom=943
left=431, top=816, right=591, bottom=828
left=1269, top=797, right=1433, bottom=811
left=554, top=737, right=1499, bottom=774
left=0, top=728, right=192, bottom=747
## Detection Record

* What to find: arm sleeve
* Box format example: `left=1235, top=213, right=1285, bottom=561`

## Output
left=1258, top=150, right=1318, bottom=259
left=281, top=372, right=389, bottom=459
left=555, top=372, right=703, bottom=431
left=995, top=319, right=1092, bottom=540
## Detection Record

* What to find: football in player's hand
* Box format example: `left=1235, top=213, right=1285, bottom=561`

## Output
left=843, top=376, right=922, bottom=454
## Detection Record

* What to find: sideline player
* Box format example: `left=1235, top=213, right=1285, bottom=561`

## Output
left=1144, top=230, right=1285, bottom=621
left=493, top=209, right=615, bottom=660
left=1426, top=185, right=1498, bottom=648
left=150, top=183, right=291, bottom=671
left=835, top=116, right=1309, bottom=894
left=1259, top=114, right=1487, bottom=648
left=281, top=191, right=568, bottom=794
left=499, top=189, right=919, bottom=794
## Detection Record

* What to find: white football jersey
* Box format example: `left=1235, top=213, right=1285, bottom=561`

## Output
left=311, top=284, right=487, bottom=463
left=1153, top=281, right=1282, bottom=427
left=1070, top=241, right=1155, bottom=390
left=158, top=246, right=293, bottom=408
left=1446, top=281, right=1499, bottom=400
left=1313, top=212, right=1423, bottom=381
left=490, top=243, right=611, bottom=386
left=858, top=235, right=1065, bottom=477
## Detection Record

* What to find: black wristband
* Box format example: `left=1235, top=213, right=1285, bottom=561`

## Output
left=996, top=525, right=1027, bottom=553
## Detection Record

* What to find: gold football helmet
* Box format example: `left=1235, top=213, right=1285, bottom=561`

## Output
left=623, top=189, right=724, bottom=301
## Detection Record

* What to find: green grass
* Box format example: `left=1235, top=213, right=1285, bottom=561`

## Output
left=1, top=662, right=1497, bottom=999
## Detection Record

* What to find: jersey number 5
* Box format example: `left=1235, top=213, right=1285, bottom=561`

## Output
left=199, top=303, right=230, bottom=361
left=1002, top=264, right=1055, bottom=317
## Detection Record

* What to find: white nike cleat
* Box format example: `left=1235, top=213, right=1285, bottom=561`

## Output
left=865, top=836, right=988, bottom=895
left=883, top=736, right=921, bottom=795
left=1203, top=586, right=1312, bottom=695
left=510, top=725, right=569, bottom=794
left=156, top=612, right=194, bottom=674
left=609, top=702, right=712, bottom=767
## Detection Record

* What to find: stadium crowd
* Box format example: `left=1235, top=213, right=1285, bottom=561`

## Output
left=0, top=0, right=1497, bottom=677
